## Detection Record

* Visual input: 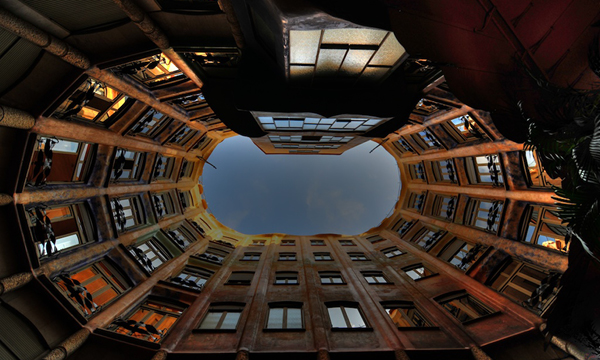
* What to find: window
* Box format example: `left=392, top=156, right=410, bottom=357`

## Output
left=338, top=239, right=355, bottom=246
left=192, top=135, right=212, bottom=151
left=129, top=109, right=172, bottom=138
left=413, top=98, right=452, bottom=117
left=153, top=155, right=175, bottom=181
left=408, top=162, right=426, bottom=181
left=252, top=240, right=266, bottom=246
left=275, top=272, right=299, bottom=285
left=466, top=155, right=503, bottom=186
left=165, top=224, right=196, bottom=250
left=489, top=260, right=560, bottom=314
left=523, top=150, right=561, bottom=188
left=225, top=272, right=254, bottom=285
left=438, top=293, right=493, bottom=323
left=382, top=247, right=404, bottom=258
left=257, top=114, right=385, bottom=132
left=172, top=267, right=213, bottom=290
left=403, top=264, right=437, bottom=280
left=179, top=159, right=195, bottom=179
left=110, top=196, right=144, bottom=233
left=366, top=235, right=384, bottom=244
left=430, top=159, right=457, bottom=184
left=113, top=53, right=184, bottom=88
left=314, top=252, right=332, bottom=261
left=27, top=136, right=94, bottom=186
left=362, top=271, right=391, bottom=284
left=178, top=190, right=194, bottom=210
left=393, top=138, right=416, bottom=155
left=27, top=203, right=95, bottom=258
left=348, top=252, right=368, bottom=261
left=266, top=303, right=303, bottom=330
left=382, top=302, right=432, bottom=327
left=152, top=191, right=177, bottom=219
left=521, top=205, right=568, bottom=253
left=412, top=227, right=445, bottom=251
left=392, top=217, right=415, bottom=237
left=407, top=191, right=426, bottom=212
left=52, top=77, right=132, bottom=125
left=410, top=130, right=442, bottom=150
left=320, top=271, right=345, bottom=284
left=198, top=303, right=244, bottom=330
left=111, top=149, right=145, bottom=182
left=464, top=198, right=504, bottom=233
left=437, top=238, right=485, bottom=271
left=310, top=239, right=325, bottom=246
left=269, top=135, right=354, bottom=144
left=431, top=194, right=457, bottom=221
left=443, top=114, right=489, bottom=143
left=326, top=303, right=368, bottom=329
left=54, top=260, right=128, bottom=317
left=168, top=91, right=207, bottom=110
left=108, top=300, right=183, bottom=342
left=129, top=238, right=171, bottom=274
left=241, top=252, right=261, bottom=261
left=166, top=125, right=198, bottom=147
left=278, top=252, right=296, bottom=261
left=196, top=247, right=228, bottom=264
left=281, top=239, right=296, bottom=246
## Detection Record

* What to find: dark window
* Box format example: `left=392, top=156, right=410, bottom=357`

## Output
left=152, top=191, right=177, bottom=219
left=278, top=252, right=296, bottom=261
left=314, top=252, right=332, bottom=261
left=310, top=239, right=325, bottom=246
left=348, top=252, right=369, bottom=261
left=438, top=293, right=493, bottom=323
left=411, top=227, right=445, bottom=251
left=338, top=239, right=355, bottom=246
left=165, top=223, right=197, bottom=250
left=129, top=109, right=172, bottom=138
left=226, top=272, right=255, bottom=285
left=129, top=238, right=172, bottom=273
left=437, top=238, right=485, bottom=271
left=167, top=126, right=198, bottom=147
left=172, top=266, right=213, bottom=290
left=153, top=155, right=176, bottom=181
left=382, top=247, right=404, bottom=258
left=111, top=149, right=145, bottom=182
left=241, top=252, right=261, bottom=261
left=281, top=239, right=296, bottom=246
left=366, top=235, right=384, bottom=244
left=198, top=303, right=244, bottom=330
left=275, top=272, right=299, bottom=285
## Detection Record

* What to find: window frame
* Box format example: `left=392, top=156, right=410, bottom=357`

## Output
left=362, top=271, right=392, bottom=284
left=129, top=238, right=172, bottom=274
left=402, top=263, right=437, bottom=281
left=110, top=196, right=145, bottom=233
left=464, top=198, right=504, bottom=234
left=265, top=302, right=304, bottom=331
left=225, top=272, right=255, bottom=285
left=348, top=252, right=369, bottom=261
left=241, top=252, right=261, bottom=261
left=111, top=148, right=145, bottom=183
left=325, top=302, right=370, bottom=330
left=437, top=292, right=495, bottom=324
left=274, top=271, right=299, bottom=285
left=381, top=301, right=433, bottom=328
left=278, top=252, right=297, bottom=261
left=314, top=252, right=333, bottom=261
left=319, top=271, right=346, bottom=285
left=197, top=303, right=245, bottom=332
left=382, top=246, right=404, bottom=258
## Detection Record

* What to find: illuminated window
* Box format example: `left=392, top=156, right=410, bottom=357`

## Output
left=241, top=252, right=261, bottom=261
left=289, top=29, right=405, bottom=85
left=520, top=206, right=568, bottom=253
left=129, top=109, right=172, bottom=138
left=464, top=198, right=504, bottom=233
left=112, top=53, right=184, bottom=88
left=172, top=266, right=213, bottom=290
left=225, top=272, right=254, bottom=285
left=27, top=203, right=95, bottom=258
left=129, top=238, right=171, bottom=274
left=54, top=260, right=128, bottom=317
left=53, top=78, right=132, bottom=125
left=278, top=252, right=296, bottom=261
left=338, top=239, right=355, bottom=246
left=107, top=300, right=184, bottom=343
left=152, top=191, right=177, bottom=219
left=266, top=303, right=303, bottom=330
left=27, top=136, right=95, bottom=186
left=110, top=196, right=144, bottom=233
left=310, top=239, right=325, bottom=246
left=275, top=272, right=298, bottom=285
left=523, top=150, right=561, bottom=188
left=465, top=154, right=503, bottom=186
left=362, top=271, right=391, bottom=284
left=382, top=302, right=432, bottom=327
left=348, top=252, right=368, bottom=261
left=437, top=293, right=493, bottom=323
left=198, top=303, right=244, bottom=330
left=382, top=247, right=404, bottom=258
left=111, top=149, right=145, bottom=182
left=281, top=239, right=296, bottom=246
left=319, top=271, right=345, bottom=285
left=430, top=159, right=457, bottom=184
left=403, top=264, right=437, bottom=280
left=443, top=114, right=489, bottom=143
left=326, top=302, right=368, bottom=329
left=153, top=155, right=176, bottom=181
left=314, top=252, right=332, bottom=261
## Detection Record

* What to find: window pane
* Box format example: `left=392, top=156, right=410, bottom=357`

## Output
left=267, top=308, right=284, bottom=329
left=345, top=307, right=366, bottom=328
left=287, top=308, right=302, bottom=329
left=328, top=307, right=346, bottom=328
left=221, top=312, right=240, bottom=329
left=199, top=312, right=221, bottom=329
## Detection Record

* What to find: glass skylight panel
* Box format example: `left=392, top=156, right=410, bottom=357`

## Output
left=259, top=116, right=383, bottom=132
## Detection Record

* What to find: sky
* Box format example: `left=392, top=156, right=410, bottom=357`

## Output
left=201, top=136, right=401, bottom=236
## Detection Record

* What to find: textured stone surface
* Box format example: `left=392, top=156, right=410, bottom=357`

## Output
left=395, top=349, right=411, bottom=360
left=317, top=349, right=330, bottom=360
left=0, top=106, right=35, bottom=129
left=152, top=350, right=168, bottom=360
left=0, top=193, right=12, bottom=206
left=0, top=272, right=33, bottom=295
left=471, top=346, right=493, bottom=360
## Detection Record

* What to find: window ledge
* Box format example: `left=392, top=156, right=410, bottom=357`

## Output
left=94, top=328, right=161, bottom=349
left=192, top=328, right=237, bottom=333
left=331, top=327, right=373, bottom=332
left=396, top=326, right=441, bottom=331
left=462, top=311, right=502, bottom=326
left=263, top=328, right=306, bottom=333
left=413, top=273, right=440, bottom=282
left=273, top=283, right=300, bottom=286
